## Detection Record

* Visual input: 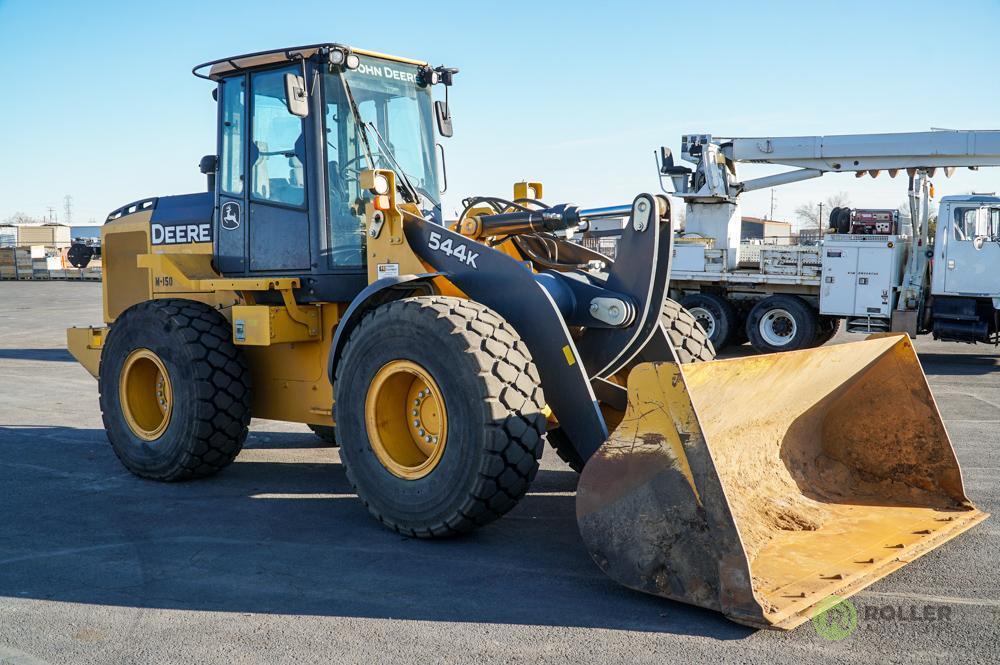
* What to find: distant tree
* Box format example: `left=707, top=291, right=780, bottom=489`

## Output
left=794, top=202, right=819, bottom=229
left=897, top=200, right=937, bottom=239
left=826, top=191, right=851, bottom=209
left=3, top=212, right=38, bottom=225
left=793, top=192, right=852, bottom=230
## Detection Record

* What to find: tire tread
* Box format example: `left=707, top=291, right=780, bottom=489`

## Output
left=99, top=299, right=251, bottom=481
left=336, top=296, right=545, bottom=538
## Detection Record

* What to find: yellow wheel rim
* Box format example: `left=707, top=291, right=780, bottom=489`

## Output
left=119, top=348, right=173, bottom=441
left=365, top=360, right=447, bottom=480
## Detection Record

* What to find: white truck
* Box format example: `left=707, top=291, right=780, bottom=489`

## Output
left=651, top=130, right=1000, bottom=353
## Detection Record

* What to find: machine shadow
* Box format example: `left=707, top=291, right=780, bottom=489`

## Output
left=0, top=348, right=76, bottom=362
left=918, top=352, right=1000, bottom=376
left=0, top=426, right=749, bottom=640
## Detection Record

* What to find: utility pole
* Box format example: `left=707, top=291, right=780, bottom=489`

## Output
left=769, top=190, right=776, bottom=221
left=46, top=206, right=57, bottom=223
left=818, top=202, right=824, bottom=239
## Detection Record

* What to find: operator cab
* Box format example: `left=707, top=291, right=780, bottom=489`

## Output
left=193, top=44, right=455, bottom=301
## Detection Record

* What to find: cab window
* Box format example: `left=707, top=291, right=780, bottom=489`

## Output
left=954, top=208, right=979, bottom=241
left=250, top=68, right=306, bottom=206
left=219, top=76, right=245, bottom=196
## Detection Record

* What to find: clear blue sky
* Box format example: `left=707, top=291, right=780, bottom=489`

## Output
left=1, top=0, right=998, bottom=226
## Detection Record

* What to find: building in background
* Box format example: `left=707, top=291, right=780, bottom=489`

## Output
left=3, top=223, right=72, bottom=248
left=740, top=217, right=793, bottom=244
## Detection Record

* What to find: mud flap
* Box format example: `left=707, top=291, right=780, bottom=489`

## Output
left=577, top=334, right=988, bottom=629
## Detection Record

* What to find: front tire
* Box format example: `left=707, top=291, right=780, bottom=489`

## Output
left=99, top=299, right=251, bottom=481
left=334, top=296, right=546, bottom=538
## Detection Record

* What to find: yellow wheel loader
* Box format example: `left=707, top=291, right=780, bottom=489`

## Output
left=67, top=43, right=987, bottom=630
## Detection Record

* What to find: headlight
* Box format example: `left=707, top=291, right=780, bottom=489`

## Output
left=328, top=49, right=346, bottom=65
left=419, top=66, right=439, bottom=86
left=372, top=173, right=390, bottom=195
left=345, top=54, right=361, bottom=70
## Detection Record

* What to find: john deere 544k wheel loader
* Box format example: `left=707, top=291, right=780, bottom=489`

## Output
left=68, top=43, right=987, bottom=630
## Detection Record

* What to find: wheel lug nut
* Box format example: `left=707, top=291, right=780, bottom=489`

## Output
left=425, top=436, right=432, bottom=443
left=419, top=429, right=425, bottom=437
left=413, top=420, right=419, bottom=427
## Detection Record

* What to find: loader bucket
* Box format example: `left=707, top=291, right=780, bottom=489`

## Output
left=576, top=334, right=987, bottom=630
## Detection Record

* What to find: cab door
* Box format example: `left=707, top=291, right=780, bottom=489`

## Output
left=214, top=67, right=312, bottom=275
left=246, top=67, right=311, bottom=272
left=943, top=206, right=1000, bottom=296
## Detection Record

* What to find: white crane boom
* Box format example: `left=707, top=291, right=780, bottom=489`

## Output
left=664, top=130, right=1000, bottom=200
left=725, top=130, right=1000, bottom=172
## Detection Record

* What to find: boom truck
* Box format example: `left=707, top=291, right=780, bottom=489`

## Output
left=66, top=43, right=986, bottom=630
left=653, top=131, right=1000, bottom=352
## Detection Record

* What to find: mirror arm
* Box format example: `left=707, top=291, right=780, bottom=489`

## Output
left=437, top=143, right=448, bottom=193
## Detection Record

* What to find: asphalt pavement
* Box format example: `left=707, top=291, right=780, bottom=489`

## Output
left=0, top=281, right=997, bottom=664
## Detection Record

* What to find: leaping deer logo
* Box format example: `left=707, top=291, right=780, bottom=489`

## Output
left=222, top=202, right=241, bottom=230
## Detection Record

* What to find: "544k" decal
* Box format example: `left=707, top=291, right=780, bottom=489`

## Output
left=428, top=231, right=480, bottom=268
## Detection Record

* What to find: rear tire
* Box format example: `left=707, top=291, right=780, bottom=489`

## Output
left=547, top=298, right=715, bottom=472
left=98, top=299, right=251, bottom=481
left=335, top=296, right=546, bottom=538
left=680, top=292, right=738, bottom=351
left=746, top=295, right=818, bottom=353
left=308, top=424, right=338, bottom=446
left=813, top=316, right=841, bottom=347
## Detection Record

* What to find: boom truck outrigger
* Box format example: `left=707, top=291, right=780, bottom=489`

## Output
left=67, top=43, right=986, bottom=630
left=656, top=130, right=1000, bottom=352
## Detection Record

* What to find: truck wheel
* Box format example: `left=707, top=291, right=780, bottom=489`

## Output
left=680, top=292, right=737, bottom=350
left=98, top=299, right=251, bottom=481
left=334, top=296, right=546, bottom=538
left=813, top=316, right=841, bottom=346
left=308, top=424, right=338, bottom=446
left=547, top=298, right=715, bottom=472
left=746, top=295, right=818, bottom=353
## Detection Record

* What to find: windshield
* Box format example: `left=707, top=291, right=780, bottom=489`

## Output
left=322, top=56, right=440, bottom=267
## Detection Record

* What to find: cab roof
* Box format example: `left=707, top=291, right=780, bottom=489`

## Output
left=192, top=43, right=428, bottom=81
left=941, top=194, right=1000, bottom=204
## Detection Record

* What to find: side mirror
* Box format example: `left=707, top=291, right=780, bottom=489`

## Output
left=284, top=73, right=309, bottom=118
left=435, top=100, right=453, bottom=138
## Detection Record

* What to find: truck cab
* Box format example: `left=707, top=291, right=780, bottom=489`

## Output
left=928, top=195, right=1000, bottom=342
